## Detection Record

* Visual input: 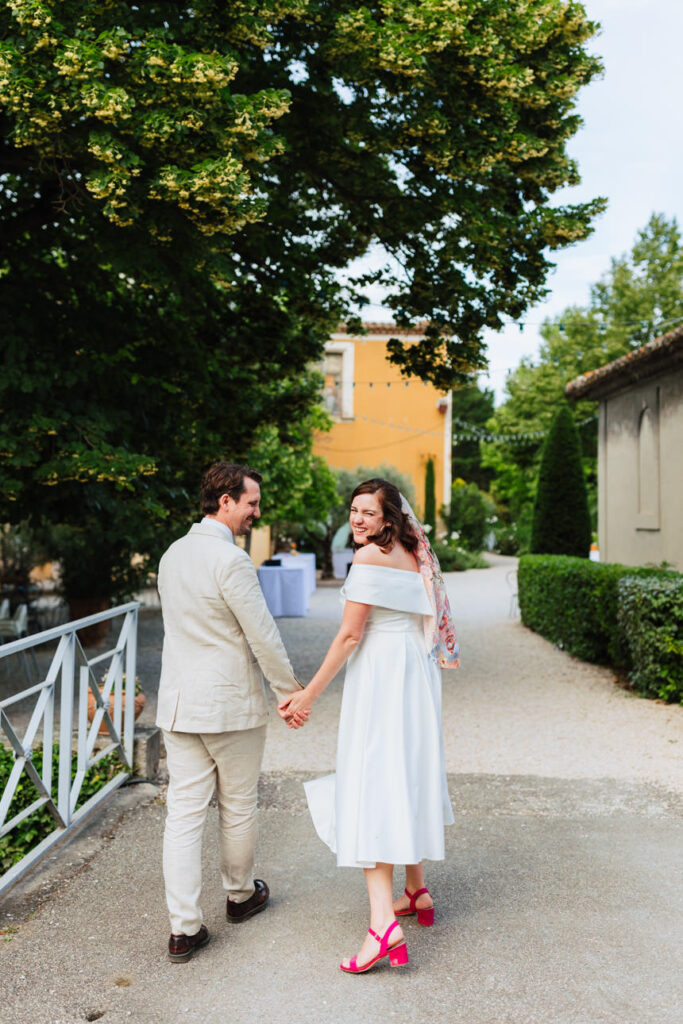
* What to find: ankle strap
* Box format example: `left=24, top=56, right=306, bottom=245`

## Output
left=368, top=920, right=399, bottom=951
left=404, top=886, right=430, bottom=912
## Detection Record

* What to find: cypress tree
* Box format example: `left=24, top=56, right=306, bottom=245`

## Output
left=424, top=458, right=436, bottom=533
left=531, top=405, right=592, bottom=557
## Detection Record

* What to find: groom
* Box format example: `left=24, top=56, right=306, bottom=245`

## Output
left=156, top=461, right=305, bottom=962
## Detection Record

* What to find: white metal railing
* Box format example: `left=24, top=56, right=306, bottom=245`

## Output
left=0, top=602, right=139, bottom=895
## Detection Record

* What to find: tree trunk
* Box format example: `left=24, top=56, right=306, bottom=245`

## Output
left=68, top=597, right=111, bottom=646
left=320, top=526, right=335, bottom=580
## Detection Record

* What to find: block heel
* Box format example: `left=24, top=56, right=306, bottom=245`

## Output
left=389, top=941, right=410, bottom=967
left=416, top=906, right=434, bottom=927
left=396, top=886, right=434, bottom=926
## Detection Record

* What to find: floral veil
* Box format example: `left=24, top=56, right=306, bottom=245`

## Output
left=401, top=496, right=460, bottom=669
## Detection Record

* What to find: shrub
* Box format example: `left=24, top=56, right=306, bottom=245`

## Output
left=518, top=554, right=678, bottom=665
left=432, top=542, right=488, bottom=571
left=493, top=524, right=520, bottom=555
left=443, top=480, right=496, bottom=552
left=617, top=576, right=683, bottom=702
left=0, top=521, right=52, bottom=588
left=0, top=745, right=123, bottom=872
left=424, top=458, right=436, bottom=533
left=493, top=502, right=533, bottom=555
left=531, top=404, right=591, bottom=557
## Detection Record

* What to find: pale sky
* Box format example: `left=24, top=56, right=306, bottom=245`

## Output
left=347, top=0, right=683, bottom=403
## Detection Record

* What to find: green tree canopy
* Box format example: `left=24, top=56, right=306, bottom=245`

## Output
left=258, top=0, right=605, bottom=386
left=451, top=383, right=495, bottom=490
left=489, top=214, right=683, bottom=439
left=443, top=480, right=496, bottom=552
left=1, top=0, right=606, bottom=598
left=483, top=213, right=683, bottom=550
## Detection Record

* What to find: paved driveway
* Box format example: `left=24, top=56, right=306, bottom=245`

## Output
left=1, top=556, right=681, bottom=1024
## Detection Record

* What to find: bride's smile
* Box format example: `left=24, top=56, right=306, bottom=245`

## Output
left=349, top=494, right=385, bottom=544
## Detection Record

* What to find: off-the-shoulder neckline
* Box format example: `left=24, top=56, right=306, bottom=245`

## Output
left=349, top=563, right=421, bottom=577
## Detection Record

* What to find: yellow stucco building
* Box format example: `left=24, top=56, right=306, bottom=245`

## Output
left=313, top=324, right=452, bottom=518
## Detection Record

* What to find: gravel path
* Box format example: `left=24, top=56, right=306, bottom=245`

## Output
left=2, top=555, right=682, bottom=1024
left=267, top=554, right=683, bottom=789
left=5, top=554, right=680, bottom=789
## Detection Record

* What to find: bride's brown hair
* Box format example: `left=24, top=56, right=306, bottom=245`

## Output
left=350, top=478, right=418, bottom=553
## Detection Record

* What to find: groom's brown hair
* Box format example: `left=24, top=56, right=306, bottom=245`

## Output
left=200, top=462, right=263, bottom=514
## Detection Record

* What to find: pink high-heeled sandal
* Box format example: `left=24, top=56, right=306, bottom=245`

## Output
left=339, top=920, right=409, bottom=974
left=395, top=886, right=434, bottom=926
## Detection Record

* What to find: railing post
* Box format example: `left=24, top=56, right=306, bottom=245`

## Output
left=123, top=607, right=137, bottom=767
left=57, top=631, right=75, bottom=827
left=112, top=652, right=123, bottom=747
left=42, top=679, right=55, bottom=797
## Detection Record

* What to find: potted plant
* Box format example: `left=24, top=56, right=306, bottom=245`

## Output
left=87, top=672, right=146, bottom=735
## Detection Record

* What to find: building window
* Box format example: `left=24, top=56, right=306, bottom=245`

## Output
left=322, top=351, right=344, bottom=418
left=319, top=341, right=354, bottom=420
left=636, top=388, right=660, bottom=531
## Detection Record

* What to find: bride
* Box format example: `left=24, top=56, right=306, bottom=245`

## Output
left=278, top=478, right=458, bottom=973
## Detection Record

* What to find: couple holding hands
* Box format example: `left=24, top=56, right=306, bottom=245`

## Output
left=156, top=461, right=458, bottom=972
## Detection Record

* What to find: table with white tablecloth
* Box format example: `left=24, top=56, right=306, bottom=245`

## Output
left=332, top=548, right=354, bottom=579
left=274, top=552, right=317, bottom=594
left=257, top=564, right=309, bottom=617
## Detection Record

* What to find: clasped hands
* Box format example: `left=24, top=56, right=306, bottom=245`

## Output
left=278, top=687, right=314, bottom=730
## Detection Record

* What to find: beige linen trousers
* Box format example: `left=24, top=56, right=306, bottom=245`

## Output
left=156, top=520, right=301, bottom=935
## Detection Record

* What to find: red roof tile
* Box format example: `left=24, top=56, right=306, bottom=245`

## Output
left=565, top=323, right=683, bottom=400
left=336, top=321, right=430, bottom=336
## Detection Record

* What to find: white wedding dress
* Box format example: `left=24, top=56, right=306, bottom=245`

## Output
left=304, top=564, right=454, bottom=868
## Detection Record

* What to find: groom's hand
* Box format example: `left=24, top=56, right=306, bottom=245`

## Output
left=280, top=707, right=310, bottom=729
left=278, top=693, right=312, bottom=729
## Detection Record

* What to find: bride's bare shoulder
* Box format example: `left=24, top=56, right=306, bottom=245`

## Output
left=353, top=542, right=417, bottom=571
left=352, top=543, right=386, bottom=567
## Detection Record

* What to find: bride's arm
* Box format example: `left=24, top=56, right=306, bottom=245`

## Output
left=277, top=599, right=371, bottom=725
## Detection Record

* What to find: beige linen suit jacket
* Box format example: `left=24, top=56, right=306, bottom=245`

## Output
left=156, top=520, right=302, bottom=733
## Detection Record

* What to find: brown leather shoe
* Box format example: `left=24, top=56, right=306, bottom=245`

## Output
left=168, top=924, right=210, bottom=962
left=226, top=879, right=270, bottom=923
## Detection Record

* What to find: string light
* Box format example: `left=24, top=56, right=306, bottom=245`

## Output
left=316, top=426, right=443, bottom=455
left=451, top=414, right=597, bottom=447
left=354, top=305, right=683, bottom=333
left=506, top=313, right=683, bottom=335
left=328, top=377, right=447, bottom=388
left=319, top=402, right=597, bottom=450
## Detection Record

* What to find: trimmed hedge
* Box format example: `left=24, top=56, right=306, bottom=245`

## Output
left=617, top=576, right=683, bottom=702
left=518, top=554, right=678, bottom=667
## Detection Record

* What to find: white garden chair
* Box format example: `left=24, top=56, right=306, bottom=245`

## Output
left=0, top=597, right=9, bottom=619
left=0, top=603, right=38, bottom=684
left=506, top=570, right=519, bottom=618
left=0, top=603, right=28, bottom=640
